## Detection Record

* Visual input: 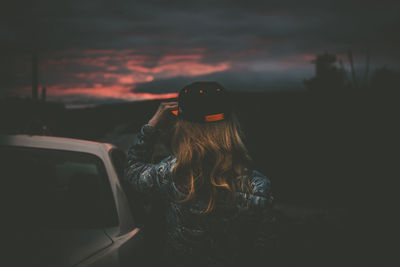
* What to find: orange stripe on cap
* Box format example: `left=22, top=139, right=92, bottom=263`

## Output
left=205, top=113, right=224, bottom=122
left=171, top=109, right=178, bottom=116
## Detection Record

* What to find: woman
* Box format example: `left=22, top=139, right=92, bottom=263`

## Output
left=124, top=81, right=275, bottom=266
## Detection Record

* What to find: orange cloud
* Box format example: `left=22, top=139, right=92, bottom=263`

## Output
left=126, top=55, right=230, bottom=78
left=39, top=48, right=230, bottom=103
left=47, top=83, right=177, bottom=101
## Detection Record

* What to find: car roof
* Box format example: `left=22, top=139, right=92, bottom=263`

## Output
left=0, top=134, right=115, bottom=157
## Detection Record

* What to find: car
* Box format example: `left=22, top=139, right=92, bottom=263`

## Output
left=1, top=134, right=147, bottom=267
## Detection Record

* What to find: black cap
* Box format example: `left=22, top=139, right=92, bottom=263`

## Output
left=173, top=81, right=231, bottom=123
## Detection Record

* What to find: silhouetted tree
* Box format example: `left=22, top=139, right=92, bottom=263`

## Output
left=32, top=53, right=39, bottom=100
left=41, top=86, right=46, bottom=101
left=304, top=52, right=346, bottom=93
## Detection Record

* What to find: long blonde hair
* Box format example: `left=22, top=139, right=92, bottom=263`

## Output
left=171, top=113, right=252, bottom=213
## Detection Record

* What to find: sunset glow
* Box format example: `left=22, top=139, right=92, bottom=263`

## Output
left=49, top=83, right=178, bottom=101
left=7, top=47, right=319, bottom=106
left=38, top=49, right=230, bottom=103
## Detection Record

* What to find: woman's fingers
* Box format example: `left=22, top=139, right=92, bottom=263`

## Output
left=164, top=104, right=178, bottom=109
left=163, top=104, right=178, bottom=111
left=148, top=102, right=178, bottom=128
left=161, top=101, right=178, bottom=106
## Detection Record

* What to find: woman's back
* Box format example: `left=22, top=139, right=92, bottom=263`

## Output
left=123, top=82, right=276, bottom=266
left=124, top=131, right=275, bottom=266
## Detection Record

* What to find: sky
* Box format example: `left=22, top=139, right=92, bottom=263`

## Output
left=1, top=0, right=399, bottom=106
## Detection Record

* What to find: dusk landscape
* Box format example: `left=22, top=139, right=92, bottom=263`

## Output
left=1, top=1, right=399, bottom=266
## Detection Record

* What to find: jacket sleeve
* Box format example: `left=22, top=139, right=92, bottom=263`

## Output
left=244, top=171, right=278, bottom=253
left=123, top=124, right=172, bottom=195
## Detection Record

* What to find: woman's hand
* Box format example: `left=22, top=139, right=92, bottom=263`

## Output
left=148, top=101, right=178, bottom=128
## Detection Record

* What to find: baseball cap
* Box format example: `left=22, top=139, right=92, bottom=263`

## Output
left=171, top=81, right=231, bottom=123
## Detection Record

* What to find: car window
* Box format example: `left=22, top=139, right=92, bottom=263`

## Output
left=1, top=145, right=118, bottom=228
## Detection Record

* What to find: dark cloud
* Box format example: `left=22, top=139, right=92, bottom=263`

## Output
left=133, top=68, right=308, bottom=94
left=2, top=0, right=399, bottom=57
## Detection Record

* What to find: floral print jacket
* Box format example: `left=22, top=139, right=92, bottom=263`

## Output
left=123, top=124, right=276, bottom=266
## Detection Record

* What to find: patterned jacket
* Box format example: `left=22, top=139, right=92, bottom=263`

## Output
left=123, top=124, right=276, bottom=266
